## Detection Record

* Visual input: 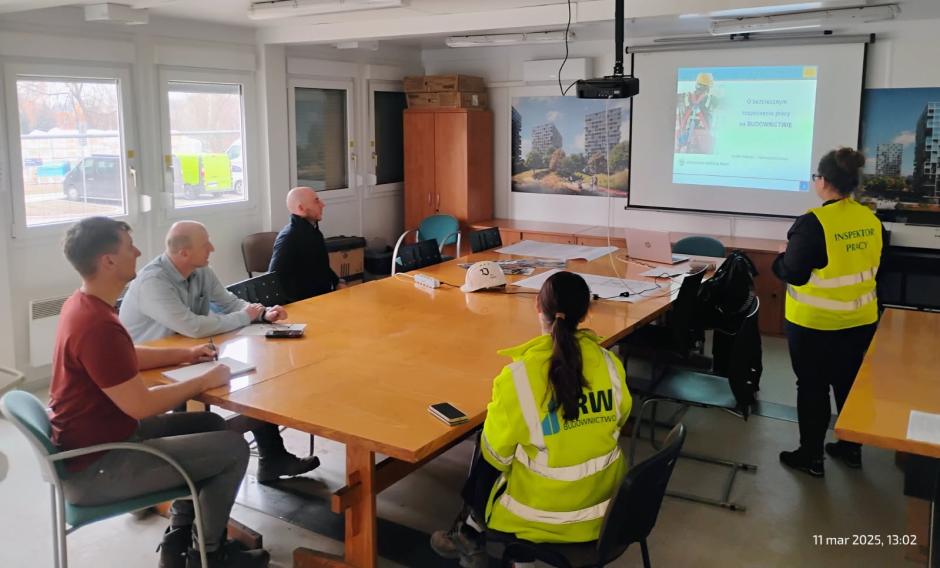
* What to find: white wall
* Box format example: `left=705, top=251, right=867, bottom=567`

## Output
left=421, top=17, right=940, bottom=242
left=0, top=9, right=263, bottom=385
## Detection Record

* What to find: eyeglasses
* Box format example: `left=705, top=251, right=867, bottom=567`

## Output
left=811, top=173, right=823, bottom=181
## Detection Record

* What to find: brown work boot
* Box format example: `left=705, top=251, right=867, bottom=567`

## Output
left=157, top=525, right=190, bottom=568
left=430, top=515, right=487, bottom=568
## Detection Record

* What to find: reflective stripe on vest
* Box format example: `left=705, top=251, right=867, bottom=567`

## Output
left=807, top=267, right=878, bottom=289
left=498, top=492, right=610, bottom=524
left=507, top=349, right=623, bottom=477
left=482, top=431, right=513, bottom=467
left=512, top=444, right=623, bottom=482
left=787, top=286, right=877, bottom=312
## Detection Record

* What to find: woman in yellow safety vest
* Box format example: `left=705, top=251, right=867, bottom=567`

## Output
left=431, top=271, right=632, bottom=568
left=776, top=147, right=885, bottom=478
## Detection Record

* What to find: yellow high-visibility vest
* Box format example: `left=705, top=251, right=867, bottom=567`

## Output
left=480, top=330, right=632, bottom=543
left=785, top=198, right=882, bottom=331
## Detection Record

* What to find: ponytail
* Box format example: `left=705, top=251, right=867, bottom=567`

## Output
left=538, top=272, right=591, bottom=421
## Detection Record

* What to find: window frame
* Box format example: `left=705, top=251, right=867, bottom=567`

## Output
left=157, top=67, right=259, bottom=220
left=288, top=77, right=357, bottom=203
left=368, top=79, right=406, bottom=197
left=3, top=62, right=139, bottom=239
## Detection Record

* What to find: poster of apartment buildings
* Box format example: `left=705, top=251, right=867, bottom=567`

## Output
left=511, top=96, right=631, bottom=197
left=859, top=87, right=940, bottom=222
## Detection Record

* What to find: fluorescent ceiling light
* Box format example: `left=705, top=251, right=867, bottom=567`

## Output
left=710, top=4, right=898, bottom=35
left=249, top=0, right=403, bottom=20
left=445, top=31, right=575, bottom=48
left=84, top=3, right=149, bottom=25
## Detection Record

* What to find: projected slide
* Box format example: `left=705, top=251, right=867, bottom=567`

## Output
left=673, top=65, right=818, bottom=192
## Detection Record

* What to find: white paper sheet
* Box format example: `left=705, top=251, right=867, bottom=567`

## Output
left=236, top=323, right=307, bottom=337
left=161, top=357, right=256, bottom=382
left=512, top=269, right=675, bottom=303
left=907, top=410, right=940, bottom=445
left=496, top=240, right=618, bottom=262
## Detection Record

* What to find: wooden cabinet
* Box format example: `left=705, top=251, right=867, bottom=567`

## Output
left=746, top=250, right=786, bottom=336
left=403, top=109, right=493, bottom=229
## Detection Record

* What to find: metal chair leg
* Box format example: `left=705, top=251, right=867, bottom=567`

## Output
left=309, top=434, right=315, bottom=456
left=640, top=539, right=652, bottom=568
left=55, top=487, right=68, bottom=568
left=190, top=496, right=209, bottom=568
left=50, top=486, right=61, bottom=568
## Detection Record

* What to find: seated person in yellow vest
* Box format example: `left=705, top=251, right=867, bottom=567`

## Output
left=774, top=147, right=885, bottom=478
left=269, top=187, right=345, bottom=303
left=51, top=217, right=269, bottom=568
left=430, top=271, right=632, bottom=568
left=119, top=221, right=319, bottom=483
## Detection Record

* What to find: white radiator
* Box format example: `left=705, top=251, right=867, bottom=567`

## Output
left=29, top=295, right=68, bottom=367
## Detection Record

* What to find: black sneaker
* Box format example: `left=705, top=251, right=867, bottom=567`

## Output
left=780, top=448, right=824, bottom=478
left=186, top=546, right=270, bottom=568
left=157, top=526, right=191, bottom=568
left=825, top=441, right=862, bottom=469
left=256, top=454, right=320, bottom=484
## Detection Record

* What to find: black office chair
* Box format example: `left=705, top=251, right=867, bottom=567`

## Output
left=618, top=268, right=708, bottom=388
left=469, top=227, right=503, bottom=253
left=391, top=239, right=443, bottom=276
left=241, top=231, right=278, bottom=277
left=490, top=424, right=686, bottom=568
left=628, top=297, right=760, bottom=512
left=226, top=272, right=290, bottom=306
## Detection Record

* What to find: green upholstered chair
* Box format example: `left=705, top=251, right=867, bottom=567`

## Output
left=0, top=390, right=208, bottom=568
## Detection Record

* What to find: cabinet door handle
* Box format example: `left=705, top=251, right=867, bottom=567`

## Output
left=436, top=194, right=440, bottom=210
left=427, top=192, right=432, bottom=207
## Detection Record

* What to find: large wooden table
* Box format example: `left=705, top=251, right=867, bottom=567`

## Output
left=143, top=250, right=689, bottom=567
left=835, top=309, right=940, bottom=567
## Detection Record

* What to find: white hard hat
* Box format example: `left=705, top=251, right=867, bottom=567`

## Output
left=460, top=260, right=508, bottom=293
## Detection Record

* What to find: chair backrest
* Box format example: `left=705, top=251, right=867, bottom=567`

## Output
left=418, top=214, right=459, bottom=248
left=673, top=235, right=726, bottom=258
left=596, top=423, right=686, bottom=563
left=395, top=239, right=443, bottom=272
left=241, top=232, right=278, bottom=277
left=1, top=390, right=63, bottom=483
left=469, top=227, right=502, bottom=253
left=667, top=268, right=706, bottom=354
left=226, top=272, right=289, bottom=306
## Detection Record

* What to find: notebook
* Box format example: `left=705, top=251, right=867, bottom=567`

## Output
left=161, top=357, right=256, bottom=382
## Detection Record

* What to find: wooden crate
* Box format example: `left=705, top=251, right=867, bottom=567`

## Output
left=425, top=74, right=485, bottom=92
left=403, top=76, right=427, bottom=93
left=407, top=91, right=488, bottom=110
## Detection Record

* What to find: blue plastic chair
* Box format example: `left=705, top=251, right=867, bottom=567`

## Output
left=418, top=214, right=461, bottom=258
left=672, top=236, right=726, bottom=258
left=0, top=390, right=208, bottom=568
left=0, top=367, right=24, bottom=483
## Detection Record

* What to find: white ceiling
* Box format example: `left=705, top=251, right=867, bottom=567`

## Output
left=1, top=0, right=939, bottom=47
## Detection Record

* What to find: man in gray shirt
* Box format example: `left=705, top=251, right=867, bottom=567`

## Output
left=120, top=221, right=318, bottom=483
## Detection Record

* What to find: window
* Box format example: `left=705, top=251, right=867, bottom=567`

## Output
left=292, top=86, right=349, bottom=191
left=373, top=90, right=407, bottom=186
left=166, top=81, right=247, bottom=209
left=14, top=77, right=127, bottom=227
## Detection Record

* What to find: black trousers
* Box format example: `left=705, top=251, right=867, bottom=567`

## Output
left=460, top=434, right=502, bottom=524
left=786, top=320, right=878, bottom=459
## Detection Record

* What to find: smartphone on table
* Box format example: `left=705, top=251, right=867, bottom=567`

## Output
left=265, top=329, right=304, bottom=338
left=429, top=402, right=469, bottom=426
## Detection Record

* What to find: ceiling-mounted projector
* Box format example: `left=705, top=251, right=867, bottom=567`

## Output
left=576, top=0, right=638, bottom=99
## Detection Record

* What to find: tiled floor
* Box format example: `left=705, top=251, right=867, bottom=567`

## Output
left=0, top=337, right=922, bottom=567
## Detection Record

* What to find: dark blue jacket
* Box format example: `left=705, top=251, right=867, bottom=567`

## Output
left=269, top=214, right=338, bottom=302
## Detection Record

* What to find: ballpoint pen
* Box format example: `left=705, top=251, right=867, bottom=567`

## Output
left=208, top=336, right=218, bottom=361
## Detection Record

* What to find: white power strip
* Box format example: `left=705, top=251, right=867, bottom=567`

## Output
left=413, top=273, right=441, bottom=289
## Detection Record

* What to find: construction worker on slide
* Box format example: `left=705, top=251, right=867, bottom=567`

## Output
left=676, top=72, right=717, bottom=154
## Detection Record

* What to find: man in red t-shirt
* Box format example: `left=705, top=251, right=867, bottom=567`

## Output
left=50, top=217, right=268, bottom=568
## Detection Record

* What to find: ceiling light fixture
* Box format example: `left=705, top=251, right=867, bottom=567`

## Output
left=710, top=4, right=898, bottom=35
left=445, top=31, right=575, bottom=48
left=248, top=0, right=403, bottom=20
left=84, top=3, right=149, bottom=25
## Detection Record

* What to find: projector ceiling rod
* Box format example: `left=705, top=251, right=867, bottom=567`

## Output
left=613, top=0, right=624, bottom=76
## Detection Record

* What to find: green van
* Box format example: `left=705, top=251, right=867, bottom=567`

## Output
left=173, top=153, right=233, bottom=199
